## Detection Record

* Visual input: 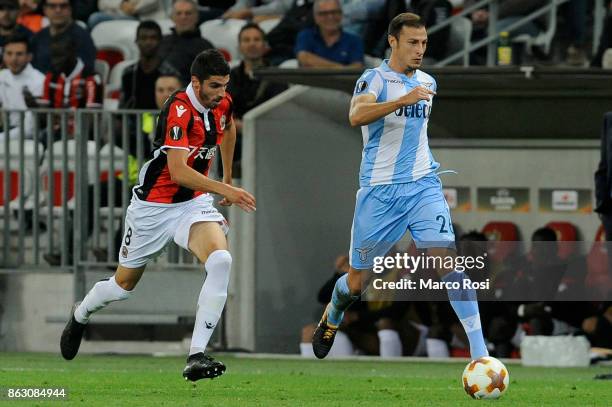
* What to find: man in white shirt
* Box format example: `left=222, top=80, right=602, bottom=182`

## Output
left=0, top=32, right=44, bottom=140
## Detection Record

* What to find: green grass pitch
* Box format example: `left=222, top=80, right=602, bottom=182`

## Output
left=1, top=353, right=610, bottom=406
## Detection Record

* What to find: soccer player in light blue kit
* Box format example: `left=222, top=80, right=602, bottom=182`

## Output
left=312, top=13, right=489, bottom=360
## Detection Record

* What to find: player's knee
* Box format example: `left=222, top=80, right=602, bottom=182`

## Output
left=207, top=249, right=232, bottom=271
left=204, top=250, right=232, bottom=294
left=111, top=276, right=136, bottom=295
left=582, top=317, right=598, bottom=334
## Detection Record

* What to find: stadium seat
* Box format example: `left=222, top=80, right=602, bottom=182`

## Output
left=258, top=17, right=281, bottom=33
left=481, top=221, right=520, bottom=259
left=0, top=170, right=19, bottom=205
left=512, top=1, right=559, bottom=56
left=200, top=19, right=247, bottom=62
left=91, top=20, right=140, bottom=67
left=585, top=225, right=612, bottom=296
left=545, top=221, right=578, bottom=260
left=95, top=59, right=110, bottom=84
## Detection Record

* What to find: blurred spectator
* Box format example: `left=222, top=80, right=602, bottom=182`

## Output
left=0, top=33, right=44, bottom=140
left=465, top=0, right=547, bottom=65
left=591, top=1, right=612, bottom=69
left=71, top=0, right=97, bottom=23
left=0, top=0, right=32, bottom=58
left=581, top=302, right=612, bottom=349
left=265, top=0, right=314, bottom=64
left=340, top=0, right=385, bottom=38
left=17, top=0, right=48, bottom=33
left=158, top=0, right=214, bottom=84
left=228, top=22, right=286, bottom=176
left=563, top=0, right=587, bottom=66
left=39, top=34, right=102, bottom=109
left=196, top=0, right=237, bottom=23
left=120, top=20, right=179, bottom=109
left=595, top=112, right=612, bottom=242
left=295, top=0, right=364, bottom=68
left=31, top=0, right=97, bottom=73
left=87, top=0, right=167, bottom=30
left=222, top=0, right=292, bottom=23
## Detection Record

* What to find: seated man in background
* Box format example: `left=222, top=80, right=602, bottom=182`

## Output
left=0, top=33, right=44, bottom=140
left=31, top=0, right=97, bottom=73
left=0, top=0, right=32, bottom=59
left=158, top=0, right=214, bottom=84
left=295, top=0, right=363, bottom=68
left=228, top=23, right=287, bottom=177
left=120, top=20, right=179, bottom=110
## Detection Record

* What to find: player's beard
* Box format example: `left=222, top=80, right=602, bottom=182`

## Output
left=199, top=89, right=222, bottom=109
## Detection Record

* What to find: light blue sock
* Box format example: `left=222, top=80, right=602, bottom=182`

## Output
left=327, top=274, right=359, bottom=326
left=443, top=271, right=489, bottom=359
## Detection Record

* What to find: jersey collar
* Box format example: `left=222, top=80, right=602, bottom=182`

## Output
left=186, top=83, right=209, bottom=114
left=380, top=59, right=419, bottom=82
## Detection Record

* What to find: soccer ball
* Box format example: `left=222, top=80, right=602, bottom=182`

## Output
left=461, top=356, right=509, bottom=399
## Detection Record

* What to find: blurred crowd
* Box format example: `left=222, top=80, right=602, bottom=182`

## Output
left=0, top=0, right=611, bottom=145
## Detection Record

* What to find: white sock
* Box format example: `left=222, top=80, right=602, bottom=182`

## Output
left=300, top=342, right=315, bottom=357
left=378, top=329, right=402, bottom=357
left=426, top=338, right=450, bottom=358
left=74, top=276, right=132, bottom=324
left=327, top=331, right=353, bottom=357
left=189, top=250, right=232, bottom=356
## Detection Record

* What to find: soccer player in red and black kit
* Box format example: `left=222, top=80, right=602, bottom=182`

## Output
left=60, top=49, right=256, bottom=381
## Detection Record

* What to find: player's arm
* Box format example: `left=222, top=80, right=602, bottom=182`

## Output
left=166, top=148, right=256, bottom=212
left=348, top=86, right=435, bottom=127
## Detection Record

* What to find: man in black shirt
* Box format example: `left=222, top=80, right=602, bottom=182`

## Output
left=228, top=23, right=286, bottom=175
left=120, top=20, right=179, bottom=109
left=158, top=0, right=214, bottom=84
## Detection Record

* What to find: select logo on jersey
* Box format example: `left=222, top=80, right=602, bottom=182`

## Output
left=395, top=103, right=431, bottom=119
left=121, top=246, right=128, bottom=258
left=175, top=104, right=187, bottom=118
left=220, top=115, right=226, bottom=130
left=355, top=80, right=368, bottom=93
left=355, top=247, right=373, bottom=262
left=170, top=126, right=183, bottom=141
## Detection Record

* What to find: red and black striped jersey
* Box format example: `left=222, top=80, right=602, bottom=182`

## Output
left=134, top=84, right=233, bottom=204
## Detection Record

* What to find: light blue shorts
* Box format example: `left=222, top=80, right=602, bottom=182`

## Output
left=349, top=174, right=455, bottom=269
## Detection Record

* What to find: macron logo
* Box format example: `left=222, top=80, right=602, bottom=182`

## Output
left=176, top=105, right=187, bottom=118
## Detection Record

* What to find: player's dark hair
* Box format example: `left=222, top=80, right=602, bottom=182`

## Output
left=238, top=22, right=266, bottom=42
left=190, top=49, right=229, bottom=81
left=136, top=20, right=162, bottom=39
left=3, top=33, right=31, bottom=53
left=156, top=72, right=184, bottom=87
left=388, top=12, right=425, bottom=39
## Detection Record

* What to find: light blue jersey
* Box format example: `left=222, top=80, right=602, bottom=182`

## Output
left=353, top=60, right=440, bottom=187
left=349, top=60, right=454, bottom=270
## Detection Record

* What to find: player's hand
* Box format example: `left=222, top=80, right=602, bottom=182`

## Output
left=224, top=186, right=256, bottom=213
left=400, top=86, right=435, bottom=106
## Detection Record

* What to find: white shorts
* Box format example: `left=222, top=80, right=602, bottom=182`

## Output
left=118, top=193, right=229, bottom=268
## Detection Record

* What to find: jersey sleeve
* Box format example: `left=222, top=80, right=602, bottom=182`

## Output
left=162, top=99, right=192, bottom=151
left=353, top=69, right=383, bottom=99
